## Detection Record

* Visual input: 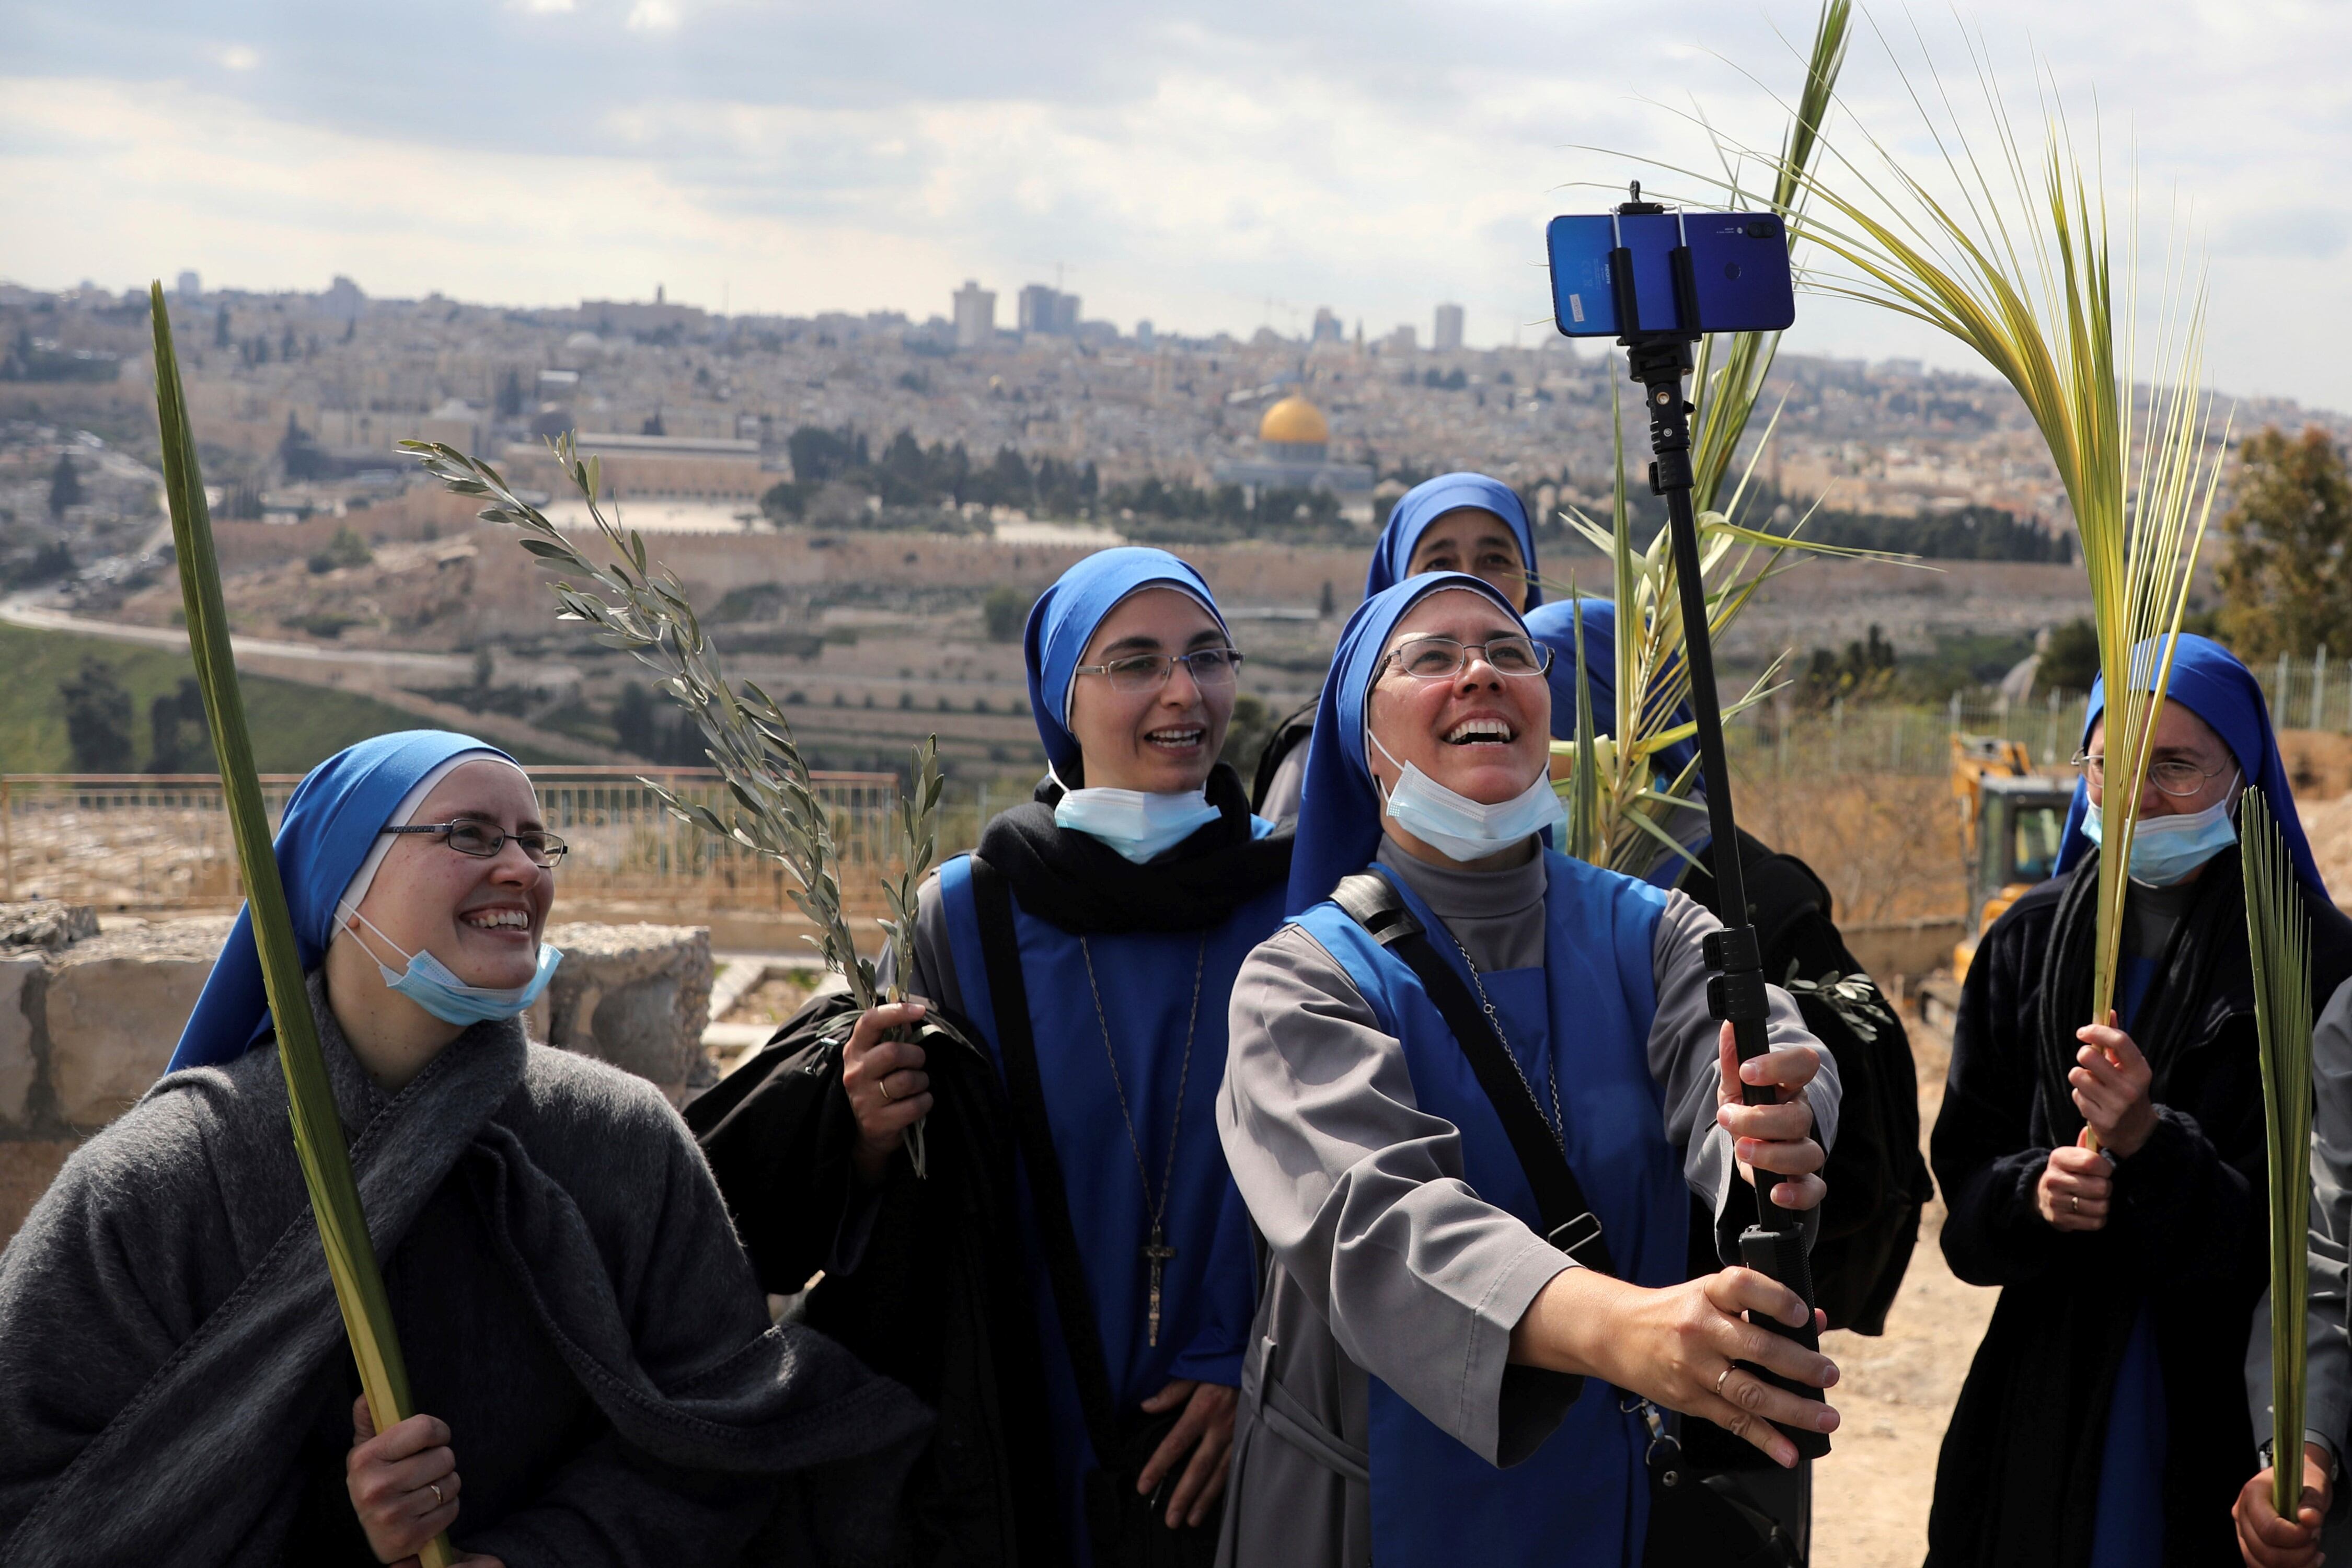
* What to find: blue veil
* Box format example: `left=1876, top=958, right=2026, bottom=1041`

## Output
left=1523, top=598, right=1702, bottom=788
left=1364, top=474, right=1543, bottom=608
left=1286, top=572, right=1530, bottom=915
left=167, top=730, right=519, bottom=1071
left=2051, top=633, right=2326, bottom=902
left=1022, top=546, right=1230, bottom=782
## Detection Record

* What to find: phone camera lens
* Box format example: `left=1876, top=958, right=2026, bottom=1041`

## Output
left=1745, top=219, right=1778, bottom=239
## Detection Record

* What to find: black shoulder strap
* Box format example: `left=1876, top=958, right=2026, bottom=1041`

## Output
left=1249, top=700, right=1318, bottom=813
left=966, top=854, right=1127, bottom=1459
left=1330, top=871, right=1618, bottom=1277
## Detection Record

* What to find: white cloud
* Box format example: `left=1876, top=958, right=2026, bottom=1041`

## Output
left=212, top=42, right=257, bottom=71
left=5, top=1, right=2352, bottom=408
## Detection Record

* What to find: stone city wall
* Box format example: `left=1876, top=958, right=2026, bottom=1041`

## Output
left=0, top=904, right=713, bottom=1244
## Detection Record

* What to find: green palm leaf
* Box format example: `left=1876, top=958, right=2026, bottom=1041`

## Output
left=151, top=285, right=455, bottom=1568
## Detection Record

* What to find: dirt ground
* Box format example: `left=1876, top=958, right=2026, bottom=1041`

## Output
left=1810, top=1009, right=1991, bottom=1567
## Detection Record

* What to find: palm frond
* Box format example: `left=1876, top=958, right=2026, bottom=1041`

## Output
left=2244, top=786, right=2315, bottom=1518
left=156, top=290, right=455, bottom=1568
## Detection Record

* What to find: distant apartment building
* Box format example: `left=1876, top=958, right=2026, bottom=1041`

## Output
left=581, top=287, right=708, bottom=337
left=952, top=280, right=996, bottom=349
left=1017, top=284, right=1081, bottom=336
left=1311, top=306, right=1344, bottom=344
left=1433, top=303, right=1465, bottom=352
left=1382, top=324, right=1418, bottom=355
left=175, top=271, right=201, bottom=301
left=1136, top=319, right=1156, bottom=350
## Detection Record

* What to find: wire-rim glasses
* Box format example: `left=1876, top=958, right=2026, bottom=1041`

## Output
left=1384, top=633, right=1552, bottom=681
left=2070, top=751, right=2235, bottom=799
left=1072, top=647, right=1244, bottom=694
left=384, top=821, right=569, bottom=867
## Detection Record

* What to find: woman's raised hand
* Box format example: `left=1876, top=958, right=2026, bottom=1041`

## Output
left=1511, top=1266, right=1839, bottom=1468
left=2071, top=1017, right=2158, bottom=1157
left=843, top=1000, right=932, bottom=1184
left=347, top=1395, right=505, bottom=1567
left=1714, top=1024, right=1827, bottom=1212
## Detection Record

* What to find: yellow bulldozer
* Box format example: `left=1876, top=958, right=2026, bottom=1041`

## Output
left=1950, top=734, right=2078, bottom=983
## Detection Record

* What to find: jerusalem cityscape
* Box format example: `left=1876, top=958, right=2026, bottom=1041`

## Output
left=6, top=4, right=2352, bottom=1566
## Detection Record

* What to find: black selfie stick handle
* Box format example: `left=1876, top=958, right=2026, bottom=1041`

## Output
left=1617, top=217, right=1829, bottom=1459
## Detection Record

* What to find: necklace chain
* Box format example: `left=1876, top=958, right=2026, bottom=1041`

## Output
left=1080, top=933, right=1207, bottom=1232
left=1445, top=931, right=1566, bottom=1146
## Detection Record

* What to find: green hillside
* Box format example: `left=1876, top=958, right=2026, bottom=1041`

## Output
left=0, top=621, right=534, bottom=774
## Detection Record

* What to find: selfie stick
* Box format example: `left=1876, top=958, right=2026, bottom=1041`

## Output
left=1610, top=185, right=1829, bottom=1458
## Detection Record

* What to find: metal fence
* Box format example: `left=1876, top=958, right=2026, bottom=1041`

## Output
left=0, top=767, right=997, bottom=916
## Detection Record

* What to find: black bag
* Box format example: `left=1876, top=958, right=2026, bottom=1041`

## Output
left=1329, top=871, right=1797, bottom=1568
left=969, top=856, right=1224, bottom=1566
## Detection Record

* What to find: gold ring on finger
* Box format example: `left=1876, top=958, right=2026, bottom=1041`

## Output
left=429, top=1480, right=445, bottom=1507
left=2069, top=1194, right=2078, bottom=1214
left=878, top=1077, right=894, bottom=1103
left=1715, top=1364, right=1736, bottom=1397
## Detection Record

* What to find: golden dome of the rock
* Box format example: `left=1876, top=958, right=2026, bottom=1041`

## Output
left=1259, top=392, right=1330, bottom=446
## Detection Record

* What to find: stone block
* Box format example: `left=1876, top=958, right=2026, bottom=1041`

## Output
left=0, top=1138, right=77, bottom=1249
left=543, top=923, right=713, bottom=1101
left=45, top=918, right=231, bottom=1127
left=0, top=902, right=99, bottom=954
left=0, top=955, right=41, bottom=1129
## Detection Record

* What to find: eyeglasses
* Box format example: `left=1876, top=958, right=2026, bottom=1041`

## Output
left=1383, top=634, right=1552, bottom=681
left=384, top=821, right=569, bottom=867
left=2070, top=752, right=2235, bottom=798
left=1071, top=647, right=1244, bottom=694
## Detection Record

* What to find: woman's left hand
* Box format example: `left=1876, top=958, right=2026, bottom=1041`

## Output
left=1136, top=1378, right=1237, bottom=1528
left=2072, top=1016, right=2158, bottom=1158
left=1715, top=1024, right=1827, bottom=1212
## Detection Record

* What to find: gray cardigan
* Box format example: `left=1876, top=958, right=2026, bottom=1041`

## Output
left=1213, top=839, right=1836, bottom=1568
left=0, top=975, right=927, bottom=1568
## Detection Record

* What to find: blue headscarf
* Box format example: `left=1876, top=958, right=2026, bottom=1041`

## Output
left=1523, top=598, right=1701, bottom=787
left=167, top=730, right=521, bottom=1071
left=2052, top=634, right=2326, bottom=903
left=1364, top=472, right=1543, bottom=609
left=1023, top=546, right=1230, bottom=782
left=1286, top=572, right=1531, bottom=915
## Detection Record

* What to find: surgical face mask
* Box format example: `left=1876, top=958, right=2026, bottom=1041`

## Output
left=2082, top=773, right=2240, bottom=887
left=1052, top=779, right=1223, bottom=864
left=340, top=903, right=562, bottom=1026
left=1367, top=730, right=1564, bottom=863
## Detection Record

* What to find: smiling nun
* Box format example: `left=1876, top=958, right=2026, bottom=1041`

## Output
left=835, top=548, right=1292, bottom=1564
left=1214, top=574, right=1843, bottom=1568
left=0, top=731, right=924, bottom=1567
left=1254, top=473, right=1543, bottom=823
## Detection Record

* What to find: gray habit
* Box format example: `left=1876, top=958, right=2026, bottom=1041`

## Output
left=1213, top=839, right=1837, bottom=1568
left=0, top=974, right=928, bottom=1568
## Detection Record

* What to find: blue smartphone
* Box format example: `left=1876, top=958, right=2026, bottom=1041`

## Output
left=1546, top=210, right=1795, bottom=338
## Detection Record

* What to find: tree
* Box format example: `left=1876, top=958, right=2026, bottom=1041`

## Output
left=60, top=657, right=134, bottom=771
left=46, top=453, right=80, bottom=517
left=984, top=586, right=1030, bottom=642
left=2040, top=616, right=2101, bottom=693
left=496, top=368, right=524, bottom=419
left=2216, top=425, right=2352, bottom=661
left=214, top=305, right=231, bottom=348
left=148, top=678, right=213, bottom=773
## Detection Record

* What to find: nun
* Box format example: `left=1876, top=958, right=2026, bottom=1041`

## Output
left=0, top=731, right=925, bottom=1566
left=1215, top=573, right=1841, bottom=1568
left=836, top=547, right=1290, bottom=1563
left=1929, top=636, right=2352, bottom=1568
left=1254, top=472, right=1542, bottom=823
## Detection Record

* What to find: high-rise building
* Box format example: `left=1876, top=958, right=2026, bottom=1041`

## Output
left=1433, top=302, right=1465, bottom=352
left=175, top=270, right=201, bottom=301
left=953, top=280, right=996, bottom=349
left=1018, top=283, right=1081, bottom=336
left=1136, top=319, right=1156, bottom=350
left=1311, top=306, right=1343, bottom=344
left=1383, top=324, right=1418, bottom=355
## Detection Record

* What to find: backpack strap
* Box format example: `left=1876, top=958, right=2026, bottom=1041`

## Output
left=965, top=854, right=1127, bottom=1462
left=1249, top=700, right=1318, bottom=814
left=1329, top=870, right=1618, bottom=1277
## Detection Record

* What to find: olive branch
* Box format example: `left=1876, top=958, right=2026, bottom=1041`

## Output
left=402, top=434, right=944, bottom=1170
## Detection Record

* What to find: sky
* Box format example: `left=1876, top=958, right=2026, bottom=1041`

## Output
left=6, top=1, right=2350, bottom=411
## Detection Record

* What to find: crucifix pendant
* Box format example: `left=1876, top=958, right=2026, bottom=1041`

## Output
left=1142, top=1227, right=1178, bottom=1348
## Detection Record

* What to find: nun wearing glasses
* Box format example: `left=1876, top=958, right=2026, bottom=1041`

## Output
left=1214, top=574, right=1841, bottom=1568
left=0, top=731, right=924, bottom=1567
left=831, top=548, right=1292, bottom=1565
